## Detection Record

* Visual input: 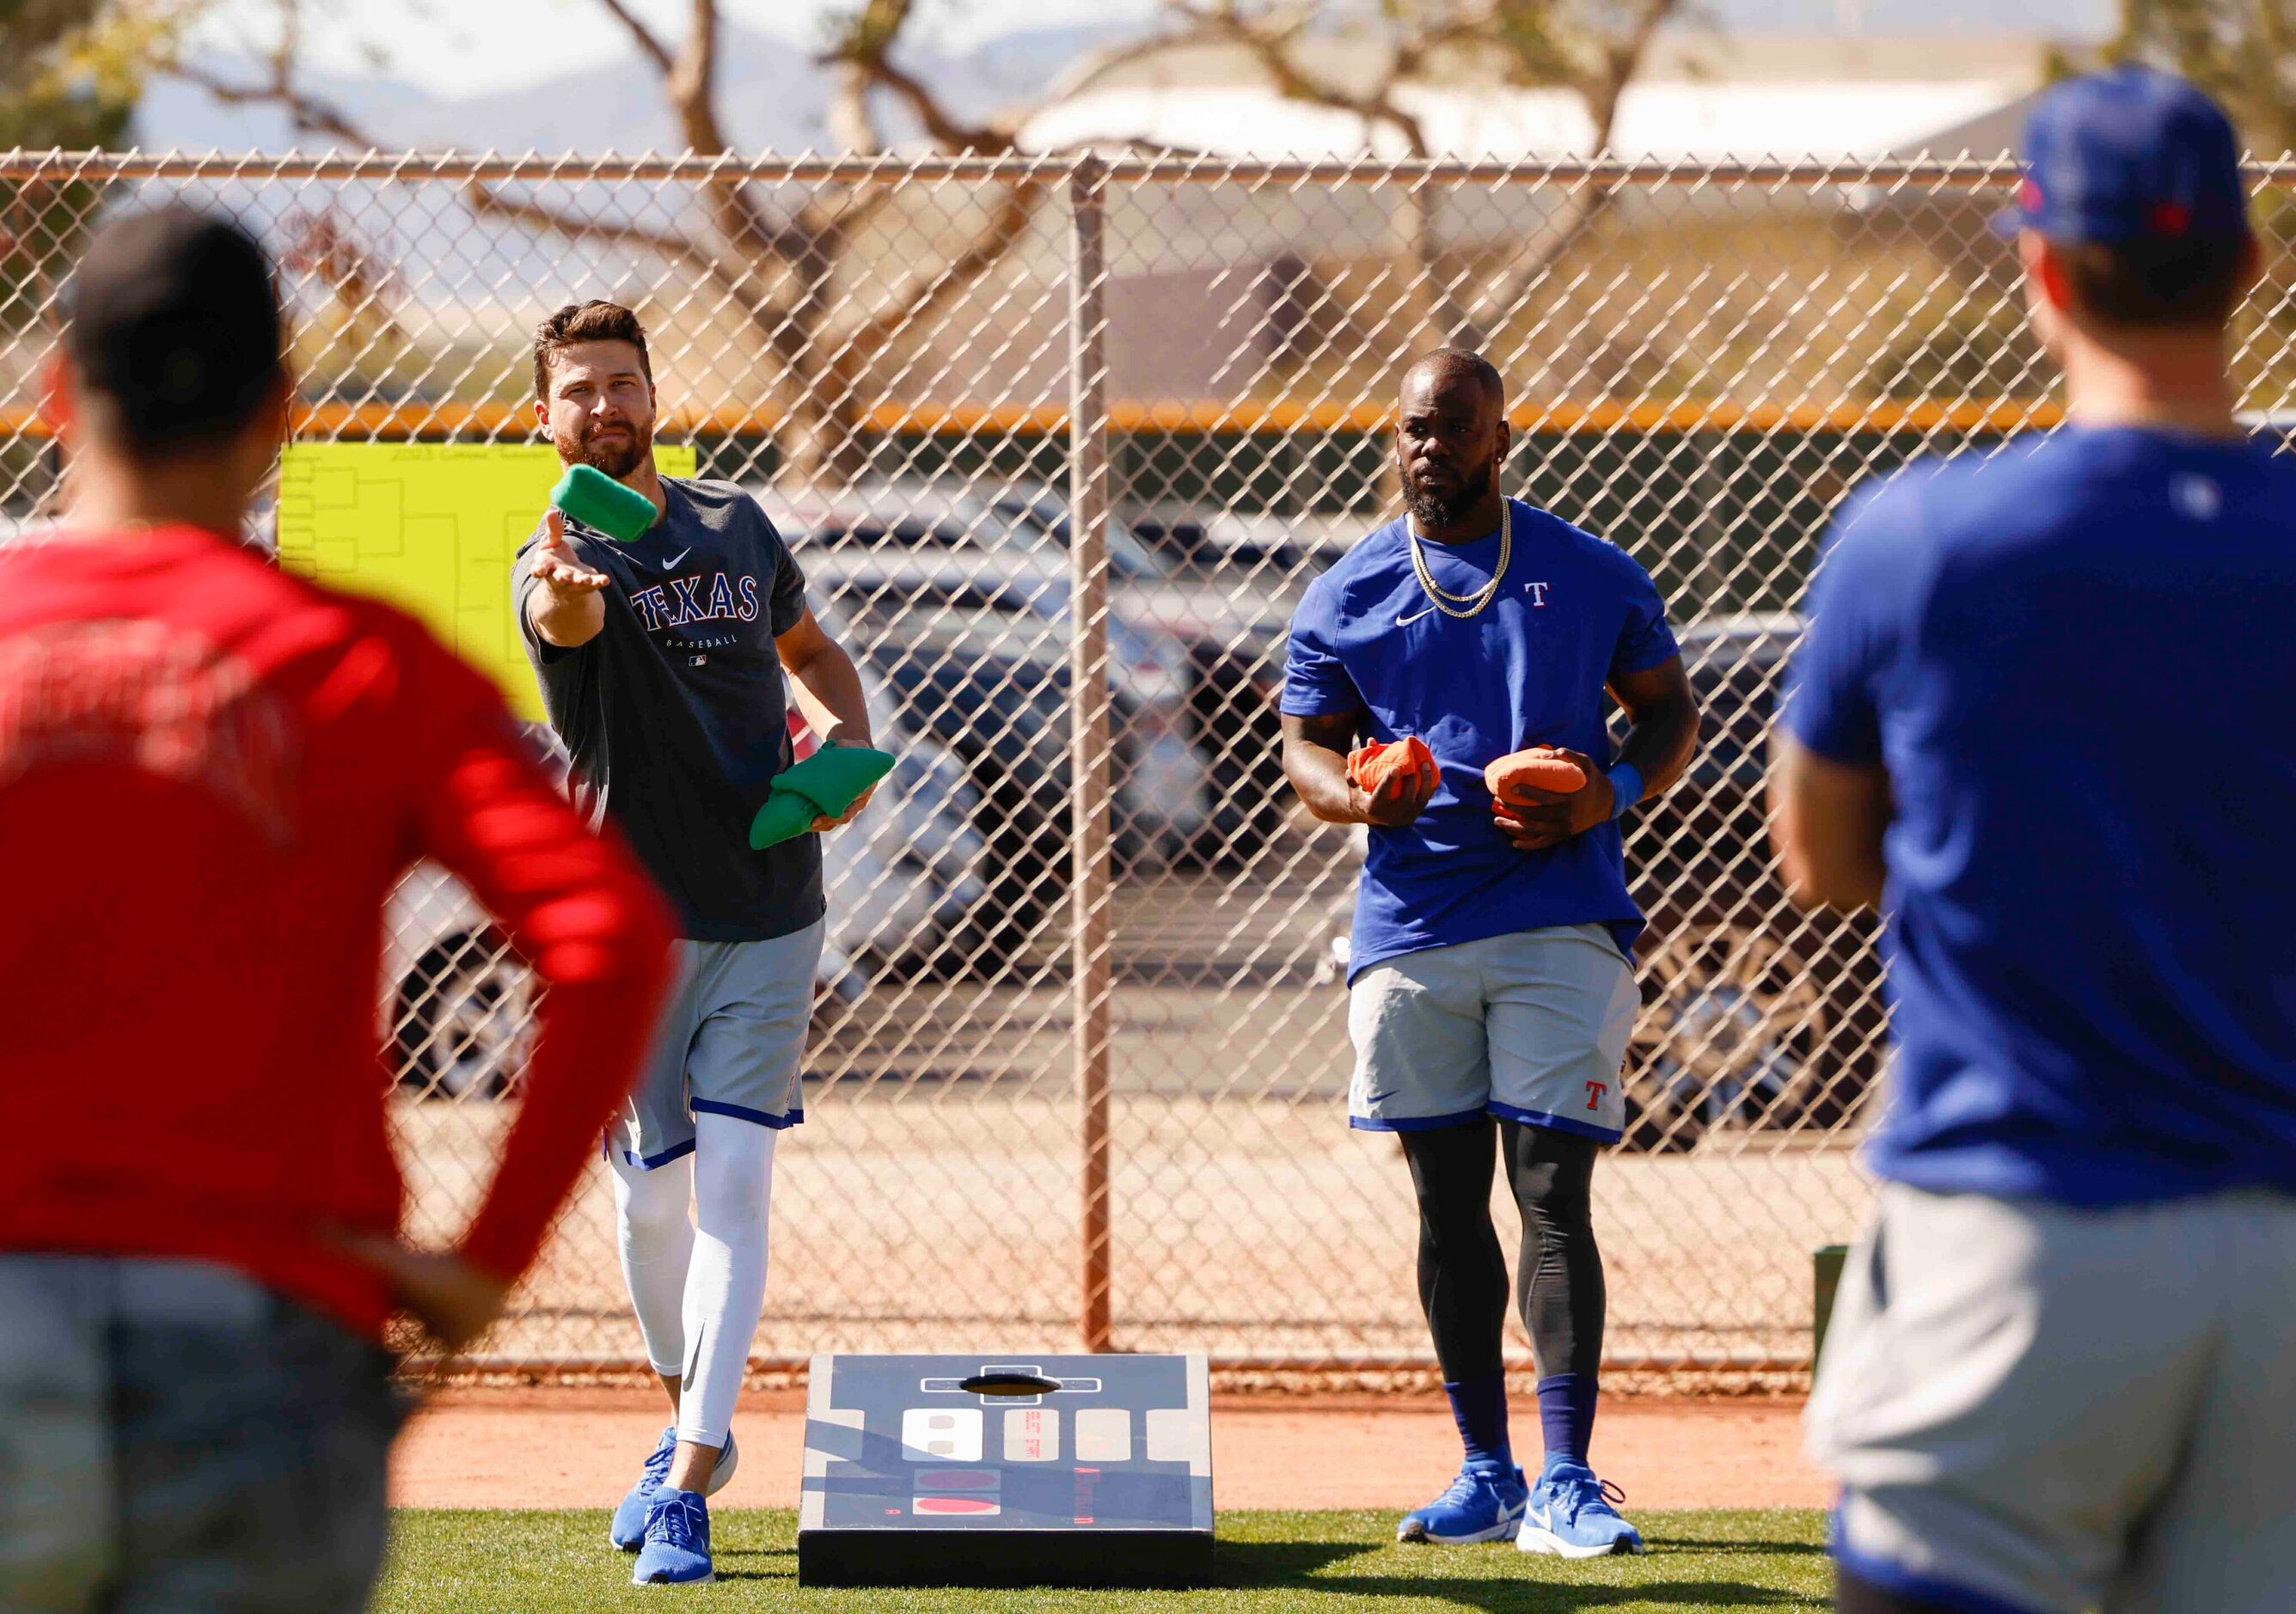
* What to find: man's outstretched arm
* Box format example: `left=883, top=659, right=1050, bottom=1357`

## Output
left=523, top=509, right=609, bottom=649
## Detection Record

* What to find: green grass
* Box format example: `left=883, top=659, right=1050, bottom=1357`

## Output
left=374, top=1508, right=1829, bottom=1611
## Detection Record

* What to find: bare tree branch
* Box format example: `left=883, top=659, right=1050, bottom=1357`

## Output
left=592, top=0, right=677, bottom=77
left=854, top=52, right=1010, bottom=151
left=168, top=58, right=373, bottom=146
left=843, top=180, right=1047, bottom=360
left=664, top=0, right=725, bottom=151
left=460, top=181, right=721, bottom=274
left=821, top=0, right=1012, bottom=152
left=1130, top=0, right=1687, bottom=345
left=1173, top=0, right=1434, bottom=156
left=1458, top=0, right=1682, bottom=340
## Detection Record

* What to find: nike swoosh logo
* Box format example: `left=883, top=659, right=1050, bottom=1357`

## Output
left=1526, top=1503, right=1553, bottom=1530
left=1395, top=605, right=1436, bottom=627
left=661, top=547, right=691, bottom=569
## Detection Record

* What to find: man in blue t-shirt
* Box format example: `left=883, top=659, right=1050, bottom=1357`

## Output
left=1775, top=68, right=2296, bottom=1614
left=1283, top=348, right=1699, bottom=1558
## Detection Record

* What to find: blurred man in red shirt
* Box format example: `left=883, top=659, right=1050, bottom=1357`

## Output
left=0, top=206, right=675, bottom=1612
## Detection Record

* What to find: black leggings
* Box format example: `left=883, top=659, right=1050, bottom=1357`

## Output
left=1399, top=1117, right=1604, bottom=1381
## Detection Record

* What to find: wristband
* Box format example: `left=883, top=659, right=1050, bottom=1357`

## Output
left=1606, top=762, right=1644, bottom=820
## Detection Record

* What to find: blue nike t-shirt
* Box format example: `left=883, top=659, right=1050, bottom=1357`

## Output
left=1785, top=425, right=2296, bottom=1207
left=1283, top=498, right=1679, bottom=980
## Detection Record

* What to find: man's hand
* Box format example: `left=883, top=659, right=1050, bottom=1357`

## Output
left=810, top=781, right=876, bottom=834
left=531, top=509, right=609, bottom=594
left=526, top=509, right=610, bottom=648
left=1350, top=761, right=1437, bottom=827
left=337, top=1232, right=512, bottom=1356
left=1491, top=745, right=1613, bottom=851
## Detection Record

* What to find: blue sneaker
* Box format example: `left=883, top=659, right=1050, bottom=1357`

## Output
left=1396, top=1463, right=1529, bottom=1544
left=632, top=1489, right=713, bottom=1586
left=610, top=1428, right=739, bottom=1551
left=1517, top=1461, right=1644, bottom=1558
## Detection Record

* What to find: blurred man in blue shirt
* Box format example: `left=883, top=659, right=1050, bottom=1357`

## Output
left=1774, top=66, right=2296, bottom=1614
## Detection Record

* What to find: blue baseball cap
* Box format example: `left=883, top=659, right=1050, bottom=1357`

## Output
left=1994, top=65, right=2250, bottom=243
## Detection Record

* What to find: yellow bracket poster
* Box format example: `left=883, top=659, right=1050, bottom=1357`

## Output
left=275, top=442, right=699, bottom=720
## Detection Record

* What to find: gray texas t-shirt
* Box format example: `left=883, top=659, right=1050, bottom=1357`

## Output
left=514, top=474, right=823, bottom=943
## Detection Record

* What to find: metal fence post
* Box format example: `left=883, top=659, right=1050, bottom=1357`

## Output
left=1068, top=153, right=1115, bottom=1354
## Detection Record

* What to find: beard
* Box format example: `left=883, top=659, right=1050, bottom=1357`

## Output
left=559, top=415, right=652, bottom=481
left=1403, top=458, right=1494, bottom=531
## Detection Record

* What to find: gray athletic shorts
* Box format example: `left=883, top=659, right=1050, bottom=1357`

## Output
left=1347, top=923, right=1639, bottom=1140
left=0, top=1255, right=400, bottom=1614
left=614, top=920, right=825, bottom=1170
left=1808, top=1183, right=2296, bottom=1614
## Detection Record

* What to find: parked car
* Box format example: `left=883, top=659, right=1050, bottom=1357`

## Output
left=384, top=676, right=992, bottom=1099
left=1124, top=504, right=1360, bottom=580
left=1620, top=613, right=1884, bottom=1151
left=982, top=484, right=1319, bottom=861
left=763, top=479, right=1307, bottom=863
left=797, top=559, right=1213, bottom=953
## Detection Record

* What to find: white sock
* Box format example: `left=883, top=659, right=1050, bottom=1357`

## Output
left=674, top=1114, right=776, bottom=1450
left=609, top=1146, right=695, bottom=1379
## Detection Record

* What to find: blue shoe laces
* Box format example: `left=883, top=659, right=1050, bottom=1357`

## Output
left=648, top=1494, right=707, bottom=1552
left=1427, top=1464, right=1512, bottom=1513
left=637, top=1428, right=677, bottom=1489
left=1546, top=1467, right=1629, bottom=1525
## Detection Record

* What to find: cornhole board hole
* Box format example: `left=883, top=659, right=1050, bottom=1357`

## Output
left=798, top=1353, right=1214, bottom=1588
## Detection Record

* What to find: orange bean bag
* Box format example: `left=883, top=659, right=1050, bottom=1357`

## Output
left=1485, top=747, right=1587, bottom=804
left=1348, top=736, right=1437, bottom=799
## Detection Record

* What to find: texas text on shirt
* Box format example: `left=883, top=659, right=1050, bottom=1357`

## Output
left=513, top=474, right=819, bottom=944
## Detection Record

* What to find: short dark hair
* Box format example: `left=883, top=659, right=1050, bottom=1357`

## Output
left=2055, top=233, right=2250, bottom=329
left=533, top=300, right=652, bottom=399
left=1405, top=346, right=1505, bottom=410
left=64, top=205, right=284, bottom=457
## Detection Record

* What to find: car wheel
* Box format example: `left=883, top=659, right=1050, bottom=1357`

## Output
left=391, top=930, right=536, bottom=1099
left=1625, top=919, right=1828, bottom=1149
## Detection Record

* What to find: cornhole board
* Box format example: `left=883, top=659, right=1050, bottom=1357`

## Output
left=798, top=1352, right=1214, bottom=1587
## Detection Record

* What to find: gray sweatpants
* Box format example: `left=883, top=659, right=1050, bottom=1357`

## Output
left=0, top=1255, right=400, bottom=1614
left=1809, top=1183, right=2296, bottom=1613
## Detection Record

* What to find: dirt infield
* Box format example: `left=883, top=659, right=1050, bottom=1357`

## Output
left=388, top=1385, right=1828, bottom=1513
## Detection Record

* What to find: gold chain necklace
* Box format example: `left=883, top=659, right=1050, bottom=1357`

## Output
left=1406, top=500, right=1510, bottom=619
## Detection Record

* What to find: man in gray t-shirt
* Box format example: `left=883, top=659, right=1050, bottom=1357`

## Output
left=511, top=300, right=875, bottom=1587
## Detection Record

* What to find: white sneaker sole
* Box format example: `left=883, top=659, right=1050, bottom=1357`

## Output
left=1397, top=1509, right=1526, bottom=1546
left=1516, top=1524, right=1644, bottom=1559
left=632, top=1569, right=716, bottom=1587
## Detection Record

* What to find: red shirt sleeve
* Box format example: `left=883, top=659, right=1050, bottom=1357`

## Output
left=396, top=630, right=675, bottom=1281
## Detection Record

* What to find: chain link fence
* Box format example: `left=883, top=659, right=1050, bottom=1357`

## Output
left=9, top=149, right=2293, bottom=1381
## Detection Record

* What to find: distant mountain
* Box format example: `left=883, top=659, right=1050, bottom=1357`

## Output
left=135, top=19, right=1082, bottom=155
left=132, top=6, right=2111, bottom=156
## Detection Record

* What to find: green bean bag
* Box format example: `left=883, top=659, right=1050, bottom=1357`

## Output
left=550, top=462, right=658, bottom=541
left=748, top=743, right=897, bottom=849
